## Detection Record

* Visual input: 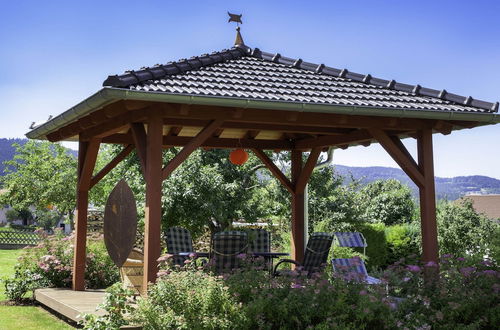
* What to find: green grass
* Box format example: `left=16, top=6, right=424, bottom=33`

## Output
left=0, top=249, right=74, bottom=329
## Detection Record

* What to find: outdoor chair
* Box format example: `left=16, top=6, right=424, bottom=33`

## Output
left=273, top=232, right=333, bottom=276
left=120, top=248, right=144, bottom=295
left=165, top=227, right=195, bottom=266
left=248, top=228, right=271, bottom=271
left=331, top=257, right=382, bottom=285
left=210, top=231, right=248, bottom=273
left=334, top=232, right=367, bottom=256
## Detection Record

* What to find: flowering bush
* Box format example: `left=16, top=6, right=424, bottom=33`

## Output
left=83, top=253, right=499, bottom=329
left=3, top=229, right=119, bottom=301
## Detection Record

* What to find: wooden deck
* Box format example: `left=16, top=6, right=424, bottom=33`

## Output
left=34, top=288, right=106, bottom=322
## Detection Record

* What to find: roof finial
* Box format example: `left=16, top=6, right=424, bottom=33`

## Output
left=227, top=12, right=244, bottom=46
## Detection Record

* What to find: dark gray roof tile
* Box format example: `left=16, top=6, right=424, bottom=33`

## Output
left=104, top=45, right=498, bottom=114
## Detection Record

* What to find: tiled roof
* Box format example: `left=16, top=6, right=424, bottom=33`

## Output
left=102, top=45, right=498, bottom=114
left=462, top=195, right=500, bottom=220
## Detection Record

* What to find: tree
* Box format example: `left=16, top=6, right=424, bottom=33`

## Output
left=358, top=179, right=415, bottom=225
left=5, top=208, right=33, bottom=226
left=92, top=146, right=269, bottom=237
left=0, top=141, right=77, bottom=226
left=436, top=199, right=498, bottom=257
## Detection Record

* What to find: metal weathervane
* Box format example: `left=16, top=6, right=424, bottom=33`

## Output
left=227, top=12, right=244, bottom=46
left=227, top=12, right=242, bottom=25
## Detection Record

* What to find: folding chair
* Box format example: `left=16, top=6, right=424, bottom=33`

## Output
left=248, top=228, right=271, bottom=271
left=165, top=227, right=194, bottom=266
left=333, top=232, right=367, bottom=256
left=273, top=232, right=333, bottom=276
left=331, top=257, right=382, bottom=285
left=210, top=231, right=248, bottom=273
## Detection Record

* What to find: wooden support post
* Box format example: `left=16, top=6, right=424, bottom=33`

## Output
left=291, top=150, right=305, bottom=263
left=417, top=128, right=439, bottom=269
left=143, top=113, right=164, bottom=290
left=73, top=138, right=100, bottom=291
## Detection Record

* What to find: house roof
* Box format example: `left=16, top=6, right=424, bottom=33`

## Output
left=103, top=45, right=498, bottom=114
left=26, top=44, right=500, bottom=141
left=463, top=195, right=500, bottom=220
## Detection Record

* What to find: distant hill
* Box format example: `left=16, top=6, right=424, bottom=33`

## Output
left=334, top=164, right=500, bottom=200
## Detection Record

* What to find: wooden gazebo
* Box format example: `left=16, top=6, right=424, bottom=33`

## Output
left=26, top=36, right=499, bottom=291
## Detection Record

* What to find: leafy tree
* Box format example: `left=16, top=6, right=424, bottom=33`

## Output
left=358, top=179, right=415, bottom=225
left=436, top=198, right=498, bottom=257
left=92, top=146, right=269, bottom=237
left=0, top=141, right=77, bottom=226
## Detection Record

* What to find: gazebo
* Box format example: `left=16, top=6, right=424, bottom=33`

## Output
left=26, top=30, right=500, bottom=291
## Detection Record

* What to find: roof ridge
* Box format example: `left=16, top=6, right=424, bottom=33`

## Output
left=102, top=45, right=251, bottom=88
left=250, top=48, right=498, bottom=113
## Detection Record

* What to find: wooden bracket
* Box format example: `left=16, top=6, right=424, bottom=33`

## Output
left=252, top=149, right=294, bottom=194
left=90, top=144, right=134, bottom=188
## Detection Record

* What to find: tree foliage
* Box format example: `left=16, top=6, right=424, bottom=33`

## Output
left=359, top=179, right=415, bottom=225
left=436, top=198, right=498, bottom=257
left=0, top=141, right=77, bottom=223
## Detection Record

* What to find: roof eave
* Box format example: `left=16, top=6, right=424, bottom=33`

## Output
left=26, top=87, right=500, bottom=140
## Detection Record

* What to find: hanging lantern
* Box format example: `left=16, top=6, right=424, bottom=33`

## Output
left=229, top=148, right=249, bottom=165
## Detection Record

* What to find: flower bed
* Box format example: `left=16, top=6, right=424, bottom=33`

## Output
left=83, top=254, right=499, bottom=329
left=2, top=229, right=119, bottom=301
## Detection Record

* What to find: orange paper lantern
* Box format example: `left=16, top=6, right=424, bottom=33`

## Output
left=229, top=148, right=249, bottom=165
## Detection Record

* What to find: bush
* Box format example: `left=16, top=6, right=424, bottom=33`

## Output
left=357, top=223, right=388, bottom=270
left=83, top=253, right=499, bottom=329
left=2, top=229, right=119, bottom=301
left=385, top=224, right=420, bottom=266
left=437, top=199, right=498, bottom=258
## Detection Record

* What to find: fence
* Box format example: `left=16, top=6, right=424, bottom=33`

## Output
left=0, top=231, right=40, bottom=248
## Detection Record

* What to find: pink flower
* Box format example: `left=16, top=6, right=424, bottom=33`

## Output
left=359, top=290, right=367, bottom=296
left=406, top=265, right=421, bottom=273
left=459, top=267, right=476, bottom=277
left=425, top=261, right=438, bottom=267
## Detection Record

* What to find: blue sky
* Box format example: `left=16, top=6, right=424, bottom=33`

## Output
left=0, top=0, right=499, bottom=178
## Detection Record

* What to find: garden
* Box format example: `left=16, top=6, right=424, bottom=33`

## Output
left=1, top=141, right=499, bottom=329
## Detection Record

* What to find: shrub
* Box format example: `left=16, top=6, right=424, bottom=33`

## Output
left=2, top=229, right=119, bottom=301
left=385, top=224, right=420, bottom=266
left=437, top=199, right=498, bottom=258
left=357, top=223, right=388, bottom=270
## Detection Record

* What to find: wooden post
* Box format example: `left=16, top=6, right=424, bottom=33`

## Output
left=291, top=150, right=305, bottom=263
left=417, top=128, right=439, bottom=266
left=143, top=113, right=164, bottom=290
left=73, top=139, right=100, bottom=291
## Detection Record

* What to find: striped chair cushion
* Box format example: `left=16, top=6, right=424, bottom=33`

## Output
left=331, top=257, right=381, bottom=284
left=302, top=232, right=333, bottom=273
left=165, top=227, right=194, bottom=266
left=334, top=232, right=367, bottom=248
left=210, top=231, right=248, bottom=273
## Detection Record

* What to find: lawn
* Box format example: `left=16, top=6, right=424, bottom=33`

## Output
left=0, top=249, right=74, bottom=330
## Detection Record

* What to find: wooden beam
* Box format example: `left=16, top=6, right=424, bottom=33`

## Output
left=131, top=123, right=148, bottom=176
left=291, top=150, right=305, bottom=264
left=417, top=128, right=439, bottom=271
left=89, top=144, right=134, bottom=189
left=77, top=138, right=101, bottom=191
left=294, top=147, right=322, bottom=194
left=162, top=119, right=224, bottom=180
left=143, top=113, right=164, bottom=289
left=252, top=149, right=294, bottom=194
left=153, top=102, right=429, bottom=131
left=163, top=136, right=293, bottom=150
left=295, top=129, right=373, bottom=149
left=368, top=128, right=425, bottom=188
left=162, top=118, right=354, bottom=135
left=48, top=101, right=137, bottom=142
left=79, top=110, right=147, bottom=141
